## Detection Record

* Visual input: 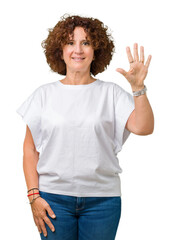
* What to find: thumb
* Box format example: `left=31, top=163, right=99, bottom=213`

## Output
left=116, top=68, right=127, bottom=77
left=46, top=204, right=56, bottom=218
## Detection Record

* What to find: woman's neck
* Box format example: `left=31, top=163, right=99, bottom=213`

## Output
left=60, top=71, right=96, bottom=85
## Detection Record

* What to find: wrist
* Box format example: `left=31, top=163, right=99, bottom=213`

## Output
left=29, top=195, right=41, bottom=205
left=27, top=187, right=40, bottom=202
left=28, top=192, right=40, bottom=199
left=132, top=85, right=147, bottom=97
left=27, top=187, right=39, bottom=193
left=131, top=84, right=145, bottom=92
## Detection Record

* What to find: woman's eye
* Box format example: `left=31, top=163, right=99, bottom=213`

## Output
left=83, top=41, right=90, bottom=45
left=67, top=41, right=90, bottom=46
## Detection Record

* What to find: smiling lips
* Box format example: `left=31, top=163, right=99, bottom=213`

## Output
left=72, top=57, right=85, bottom=61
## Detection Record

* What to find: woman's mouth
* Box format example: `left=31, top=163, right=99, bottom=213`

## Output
left=72, top=57, right=85, bottom=61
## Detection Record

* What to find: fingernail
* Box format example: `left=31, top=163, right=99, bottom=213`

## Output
left=52, top=214, right=56, bottom=218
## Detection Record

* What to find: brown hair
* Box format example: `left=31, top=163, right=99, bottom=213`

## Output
left=41, top=14, right=115, bottom=76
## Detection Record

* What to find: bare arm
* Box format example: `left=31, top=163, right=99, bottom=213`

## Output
left=116, top=43, right=154, bottom=135
left=23, top=125, right=39, bottom=190
left=23, top=125, right=56, bottom=237
left=125, top=93, right=154, bottom=135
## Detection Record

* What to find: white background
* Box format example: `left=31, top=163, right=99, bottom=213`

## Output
left=1, top=0, right=170, bottom=239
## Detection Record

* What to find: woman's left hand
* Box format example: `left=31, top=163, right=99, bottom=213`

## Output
left=116, top=43, right=152, bottom=91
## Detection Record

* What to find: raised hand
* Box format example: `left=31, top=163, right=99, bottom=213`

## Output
left=116, top=43, right=152, bottom=91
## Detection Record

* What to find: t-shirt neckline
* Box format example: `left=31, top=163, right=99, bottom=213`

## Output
left=57, top=79, right=99, bottom=89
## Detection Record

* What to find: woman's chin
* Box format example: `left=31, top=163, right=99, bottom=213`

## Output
left=68, top=65, right=91, bottom=73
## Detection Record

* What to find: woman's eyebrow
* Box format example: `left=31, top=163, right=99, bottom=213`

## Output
left=68, top=39, right=90, bottom=42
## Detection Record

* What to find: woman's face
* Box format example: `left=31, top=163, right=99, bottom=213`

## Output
left=62, top=27, right=94, bottom=73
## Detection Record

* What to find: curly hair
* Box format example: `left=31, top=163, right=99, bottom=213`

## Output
left=41, top=14, right=115, bottom=76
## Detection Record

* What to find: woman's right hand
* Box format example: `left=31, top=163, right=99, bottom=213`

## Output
left=30, top=197, right=56, bottom=237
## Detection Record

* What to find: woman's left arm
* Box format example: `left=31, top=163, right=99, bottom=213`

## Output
left=116, top=43, right=154, bottom=135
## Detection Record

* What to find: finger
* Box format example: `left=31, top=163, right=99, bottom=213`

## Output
left=34, top=217, right=42, bottom=234
left=46, top=203, right=56, bottom=219
left=145, top=55, right=152, bottom=68
left=43, top=216, right=55, bottom=233
left=140, top=46, right=145, bottom=63
left=116, top=68, right=127, bottom=77
left=39, top=218, right=47, bottom=237
left=133, top=43, right=139, bottom=61
left=126, top=46, right=134, bottom=63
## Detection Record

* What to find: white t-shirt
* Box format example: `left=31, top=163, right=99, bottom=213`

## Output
left=16, top=79, right=135, bottom=197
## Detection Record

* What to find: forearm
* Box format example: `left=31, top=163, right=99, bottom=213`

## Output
left=133, top=92, right=154, bottom=134
left=23, top=149, right=39, bottom=191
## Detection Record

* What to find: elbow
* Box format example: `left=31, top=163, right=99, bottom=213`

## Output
left=147, top=120, right=155, bottom=135
left=137, top=126, right=154, bottom=136
left=146, top=129, right=154, bottom=135
left=148, top=127, right=154, bottom=135
left=150, top=125, right=154, bottom=134
left=136, top=118, right=155, bottom=136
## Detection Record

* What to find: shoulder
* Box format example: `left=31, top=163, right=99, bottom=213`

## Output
left=33, top=81, right=57, bottom=96
left=98, top=79, right=123, bottom=89
left=26, top=81, right=57, bottom=107
left=98, top=79, right=126, bottom=96
left=98, top=79, right=117, bottom=89
left=99, top=80, right=134, bottom=106
left=36, top=81, right=57, bottom=91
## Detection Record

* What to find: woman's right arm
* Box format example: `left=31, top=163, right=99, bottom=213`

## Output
left=23, top=125, right=56, bottom=237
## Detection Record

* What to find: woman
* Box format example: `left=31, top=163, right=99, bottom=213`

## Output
left=16, top=14, right=154, bottom=240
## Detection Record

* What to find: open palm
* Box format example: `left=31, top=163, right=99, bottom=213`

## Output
left=116, top=43, right=152, bottom=91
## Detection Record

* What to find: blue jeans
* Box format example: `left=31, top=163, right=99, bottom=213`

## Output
left=39, top=191, right=121, bottom=240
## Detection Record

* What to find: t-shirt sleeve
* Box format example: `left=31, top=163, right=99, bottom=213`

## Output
left=113, top=83, right=135, bottom=155
left=16, top=86, right=43, bottom=153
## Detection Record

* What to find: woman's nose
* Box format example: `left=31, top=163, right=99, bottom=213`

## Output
left=74, top=43, right=83, bottom=54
